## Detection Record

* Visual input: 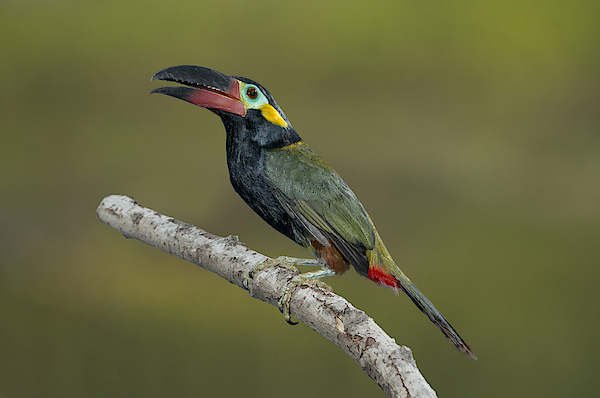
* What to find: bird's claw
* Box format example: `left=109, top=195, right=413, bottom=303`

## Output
left=242, top=256, right=301, bottom=291
left=242, top=256, right=332, bottom=325
left=278, top=274, right=333, bottom=325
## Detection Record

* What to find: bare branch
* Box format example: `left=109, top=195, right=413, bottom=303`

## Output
left=96, top=194, right=438, bottom=398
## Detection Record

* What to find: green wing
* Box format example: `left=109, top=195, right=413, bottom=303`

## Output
left=265, top=142, right=375, bottom=253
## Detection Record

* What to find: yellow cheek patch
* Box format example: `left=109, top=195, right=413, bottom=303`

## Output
left=260, top=104, right=288, bottom=128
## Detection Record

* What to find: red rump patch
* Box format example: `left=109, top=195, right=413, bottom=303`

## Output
left=368, top=265, right=400, bottom=292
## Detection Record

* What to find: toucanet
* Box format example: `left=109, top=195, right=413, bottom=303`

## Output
left=151, top=65, right=477, bottom=360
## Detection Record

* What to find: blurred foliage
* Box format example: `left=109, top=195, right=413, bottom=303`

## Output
left=1, top=1, right=599, bottom=397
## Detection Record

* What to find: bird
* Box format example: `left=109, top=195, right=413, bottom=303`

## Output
left=151, top=65, right=477, bottom=360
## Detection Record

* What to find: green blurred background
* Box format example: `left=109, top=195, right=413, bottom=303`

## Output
left=2, top=1, right=599, bottom=397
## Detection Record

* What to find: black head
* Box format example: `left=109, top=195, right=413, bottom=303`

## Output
left=151, top=65, right=301, bottom=149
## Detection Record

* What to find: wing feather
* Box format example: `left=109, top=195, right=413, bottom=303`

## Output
left=265, top=142, right=374, bottom=273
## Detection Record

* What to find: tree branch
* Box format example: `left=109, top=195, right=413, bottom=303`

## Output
left=96, top=194, right=437, bottom=398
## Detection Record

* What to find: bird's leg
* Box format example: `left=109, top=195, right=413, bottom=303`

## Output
left=242, top=256, right=333, bottom=324
left=242, top=256, right=320, bottom=290
left=279, top=268, right=335, bottom=325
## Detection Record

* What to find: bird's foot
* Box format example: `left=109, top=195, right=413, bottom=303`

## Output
left=242, top=256, right=320, bottom=290
left=279, top=269, right=334, bottom=325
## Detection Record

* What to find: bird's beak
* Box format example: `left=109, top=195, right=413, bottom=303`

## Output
left=151, top=65, right=246, bottom=116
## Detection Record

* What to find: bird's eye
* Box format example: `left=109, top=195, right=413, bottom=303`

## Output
left=246, top=86, right=258, bottom=100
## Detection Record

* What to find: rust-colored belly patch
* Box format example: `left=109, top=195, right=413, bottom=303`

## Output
left=310, top=239, right=350, bottom=275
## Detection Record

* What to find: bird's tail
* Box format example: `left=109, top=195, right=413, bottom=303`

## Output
left=366, top=222, right=477, bottom=361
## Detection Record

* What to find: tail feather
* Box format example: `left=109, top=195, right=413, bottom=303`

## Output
left=398, top=276, right=477, bottom=360
left=366, top=219, right=477, bottom=360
